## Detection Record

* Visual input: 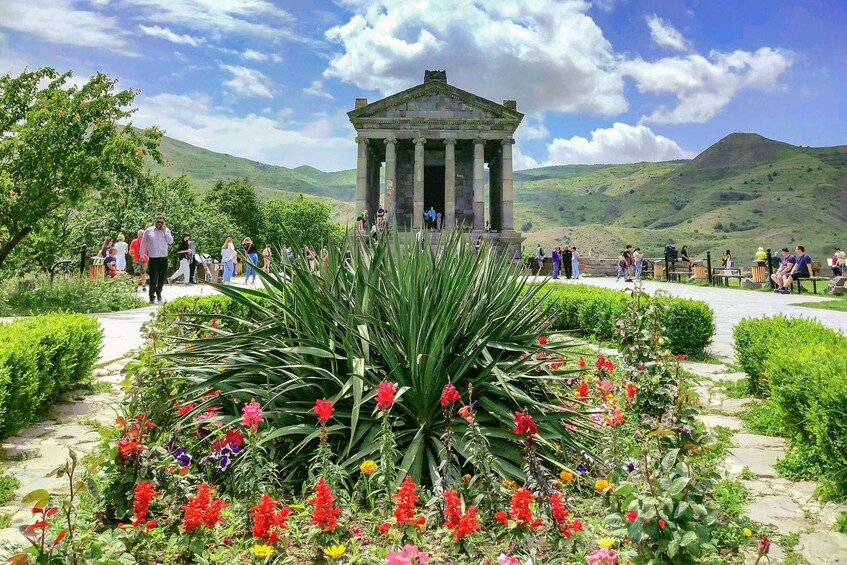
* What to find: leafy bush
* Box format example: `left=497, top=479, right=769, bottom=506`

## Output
left=0, top=275, right=145, bottom=316
left=539, top=284, right=714, bottom=356
left=164, top=232, right=590, bottom=488
left=0, top=313, right=102, bottom=437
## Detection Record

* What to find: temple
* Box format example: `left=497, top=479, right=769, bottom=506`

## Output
left=347, top=70, right=524, bottom=249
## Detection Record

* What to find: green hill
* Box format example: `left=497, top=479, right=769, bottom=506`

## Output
left=149, top=132, right=847, bottom=260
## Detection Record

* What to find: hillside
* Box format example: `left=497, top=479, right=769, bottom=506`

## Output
left=148, top=133, right=847, bottom=260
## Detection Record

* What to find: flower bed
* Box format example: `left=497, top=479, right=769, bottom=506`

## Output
left=534, top=284, right=715, bottom=357
left=734, top=315, right=847, bottom=497
left=0, top=313, right=102, bottom=437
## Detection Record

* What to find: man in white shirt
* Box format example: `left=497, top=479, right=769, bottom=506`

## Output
left=141, top=214, right=173, bottom=304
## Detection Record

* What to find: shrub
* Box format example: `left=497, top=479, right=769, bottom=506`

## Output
left=0, top=275, right=145, bottom=316
left=539, top=284, right=714, bottom=356
left=0, top=313, right=102, bottom=437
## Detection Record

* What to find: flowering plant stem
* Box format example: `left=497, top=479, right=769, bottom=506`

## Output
left=378, top=411, right=395, bottom=506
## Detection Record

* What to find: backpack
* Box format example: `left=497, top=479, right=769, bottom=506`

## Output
left=538, top=247, right=545, bottom=257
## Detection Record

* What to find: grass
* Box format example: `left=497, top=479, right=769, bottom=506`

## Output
left=0, top=466, right=20, bottom=505
left=739, top=399, right=787, bottom=436
left=712, top=378, right=753, bottom=399
left=790, top=297, right=847, bottom=312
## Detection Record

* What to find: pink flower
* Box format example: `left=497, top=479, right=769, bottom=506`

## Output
left=376, top=381, right=397, bottom=411
left=241, top=401, right=264, bottom=431
left=497, top=555, right=531, bottom=565
left=384, top=544, right=430, bottom=565
left=586, top=548, right=619, bottom=565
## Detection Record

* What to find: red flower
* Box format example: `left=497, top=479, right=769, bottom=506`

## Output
left=454, top=506, right=481, bottom=541
left=379, top=522, right=391, bottom=534
left=211, top=429, right=245, bottom=452
left=494, top=511, right=509, bottom=527
left=241, top=401, right=264, bottom=431
left=578, top=356, right=587, bottom=369
left=595, top=355, right=615, bottom=373
left=177, top=402, right=196, bottom=416
left=605, top=408, right=625, bottom=427
left=376, top=381, right=397, bottom=411
left=313, top=399, right=334, bottom=424
left=758, top=536, right=770, bottom=556
left=440, top=384, right=461, bottom=407
left=458, top=405, right=474, bottom=424
left=626, top=383, right=637, bottom=399
left=392, top=476, right=425, bottom=528
left=658, top=519, right=666, bottom=529
left=576, top=381, right=589, bottom=400
left=210, top=318, right=219, bottom=329
left=250, top=494, right=291, bottom=546
left=547, top=492, right=582, bottom=538
left=132, top=481, right=160, bottom=528
left=513, top=411, right=538, bottom=436
left=538, top=336, right=547, bottom=345
left=181, top=483, right=229, bottom=533
left=309, top=478, right=341, bottom=532
left=509, top=487, right=543, bottom=530
left=626, top=510, right=638, bottom=523
left=443, top=489, right=462, bottom=529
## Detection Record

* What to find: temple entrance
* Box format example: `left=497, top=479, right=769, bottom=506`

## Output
left=423, top=165, right=445, bottom=227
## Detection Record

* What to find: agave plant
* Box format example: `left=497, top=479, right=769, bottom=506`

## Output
left=167, top=230, right=593, bottom=487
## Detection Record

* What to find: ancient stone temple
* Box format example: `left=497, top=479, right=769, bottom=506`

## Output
left=347, top=70, right=524, bottom=245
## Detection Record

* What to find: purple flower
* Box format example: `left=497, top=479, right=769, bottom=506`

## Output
left=625, top=462, right=636, bottom=472
left=568, top=377, right=580, bottom=386
left=219, top=455, right=229, bottom=470
left=166, top=436, right=177, bottom=451
left=577, top=464, right=587, bottom=473
left=228, top=443, right=241, bottom=455
left=176, top=453, right=192, bottom=466
left=679, top=426, right=694, bottom=439
left=197, top=427, right=211, bottom=440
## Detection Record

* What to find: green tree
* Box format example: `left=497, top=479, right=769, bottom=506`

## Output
left=0, top=68, right=162, bottom=269
left=265, top=195, right=344, bottom=248
left=203, top=178, right=265, bottom=241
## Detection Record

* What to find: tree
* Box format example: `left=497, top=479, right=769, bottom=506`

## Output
left=264, top=195, right=344, bottom=249
left=0, top=68, right=162, bottom=269
left=203, top=178, right=266, bottom=241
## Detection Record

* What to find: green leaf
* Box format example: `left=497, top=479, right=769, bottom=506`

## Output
left=668, top=476, right=689, bottom=496
left=680, top=530, right=698, bottom=547
left=22, top=489, right=50, bottom=507
left=668, top=537, right=680, bottom=558
left=661, top=448, right=680, bottom=470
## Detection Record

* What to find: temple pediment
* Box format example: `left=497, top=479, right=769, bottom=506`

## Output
left=348, top=79, right=523, bottom=125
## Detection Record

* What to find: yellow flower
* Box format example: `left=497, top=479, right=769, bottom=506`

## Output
left=502, top=479, right=516, bottom=489
left=598, top=538, right=616, bottom=549
left=594, top=479, right=615, bottom=493
left=744, top=527, right=752, bottom=537
left=463, top=474, right=472, bottom=482
left=360, top=459, right=378, bottom=475
left=560, top=470, right=573, bottom=482
left=251, top=545, right=273, bottom=558
left=323, top=544, right=346, bottom=560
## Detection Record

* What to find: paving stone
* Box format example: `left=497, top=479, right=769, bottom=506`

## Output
left=744, top=495, right=812, bottom=534
left=682, top=361, right=728, bottom=376
left=820, top=502, right=847, bottom=529
left=701, top=413, right=745, bottom=430
left=718, top=397, right=750, bottom=414
left=741, top=541, right=785, bottom=564
left=740, top=479, right=775, bottom=497
left=733, top=433, right=786, bottom=449
left=796, top=531, right=847, bottom=564
left=712, top=371, right=748, bottom=382
left=726, top=441, right=785, bottom=478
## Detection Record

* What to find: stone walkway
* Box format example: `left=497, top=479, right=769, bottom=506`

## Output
left=0, top=281, right=224, bottom=555
left=686, top=361, right=847, bottom=564
left=536, top=276, right=847, bottom=361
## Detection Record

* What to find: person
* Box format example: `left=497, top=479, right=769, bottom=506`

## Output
left=104, top=247, right=118, bottom=278
left=370, top=223, right=378, bottom=244
left=285, top=246, right=294, bottom=262
left=376, top=205, right=386, bottom=231
left=356, top=210, right=366, bottom=232
left=484, top=219, right=490, bottom=233
left=679, top=245, right=694, bottom=269
left=475, top=236, right=482, bottom=253
left=427, top=207, right=437, bottom=231
left=616, top=251, right=626, bottom=282
left=243, top=237, right=258, bottom=284
left=141, top=214, right=173, bottom=304
left=571, top=246, right=580, bottom=279
left=262, top=243, right=272, bottom=273
left=321, top=248, right=329, bottom=276
left=168, top=233, right=192, bottom=285
left=221, top=237, right=236, bottom=283
left=551, top=246, right=561, bottom=279
left=436, top=211, right=442, bottom=230
left=754, top=247, right=767, bottom=263
left=633, top=247, right=643, bottom=279
left=836, top=247, right=847, bottom=277
left=187, top=237, right=198, bottom=283
left=780, top=245, right=813, bottom=294
left=770, top=247, right=795, bottom=290
left=623, top=245, right=634, bottom=282
left=562, top=246, right=573, bottom=279
left=128, top=229, right=147, bottom=290
left=536, top=244, right=545, bottom=274
left=113, top=234, right=128, bottom=271
left=97, top=236, right=113, bottom=258
left=722, top=249, right=733, bottom=268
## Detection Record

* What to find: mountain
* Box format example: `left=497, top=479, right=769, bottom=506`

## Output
left=148, top=132, right=847, bottom=260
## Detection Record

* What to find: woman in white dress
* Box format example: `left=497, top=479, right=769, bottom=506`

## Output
left=113, top=234, right=128, bottom=271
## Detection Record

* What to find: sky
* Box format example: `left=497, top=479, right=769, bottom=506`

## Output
left=1, top=0, right=845, bottom=171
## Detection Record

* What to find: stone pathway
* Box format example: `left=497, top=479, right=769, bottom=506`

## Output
left=684, top=361, right=847, bottom=564
left=0, top=281, right=225, bottom=555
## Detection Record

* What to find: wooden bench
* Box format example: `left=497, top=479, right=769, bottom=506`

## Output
left=712, top=267, right=743, bottom=286
left=792, top=262, right=830, bottom=294
left=667, top=260, right=692, bottom=282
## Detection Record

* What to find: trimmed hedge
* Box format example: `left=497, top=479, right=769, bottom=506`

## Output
left=733, top=316, right=847, bottom=496
left=538, top=284, right=715, bottom=356
left=0, top=313, right=102, bottom=437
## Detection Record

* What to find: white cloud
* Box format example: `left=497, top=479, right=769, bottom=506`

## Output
left=138, top=24, right=204, bottom=46
left=543, top=123, right=693, bottom=165
left=513, top=147, right=540, bottom=170
left=0, top=0, right=132, bottom=54
left=518, top=117, right=549, bottom=141
left=303, top=80, right=334, bottom=100
left=324, top=0, right=627, bottom=115
left=219, top=64, right=273, bottom=98
left=132, top=93, right=354, bottom=170
left=622, top=47, right=793, bottom=123
left=645, top=14, right=689, bottom=52
left=242, top=49, right=282, bottom=63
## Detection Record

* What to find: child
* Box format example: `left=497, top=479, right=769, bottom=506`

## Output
left=104, top=248, right=118, bottom=278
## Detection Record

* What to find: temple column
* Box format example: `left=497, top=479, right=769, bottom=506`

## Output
left=473, top=138, right=485, bottom=230
left=384, top=137, right=397, bottom=226
left=489, top=150, right=501, bottom=231
left=444, top=138, right=456, bottom=229
left=501, top=137, right=515, bottom=231
left=355, top=136, right=368, bottom=217
left=413, top=137, right=426, bottom=229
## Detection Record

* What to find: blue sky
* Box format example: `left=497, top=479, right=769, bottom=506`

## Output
left=1, top=0, right=844, bottom=171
